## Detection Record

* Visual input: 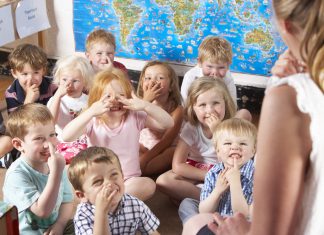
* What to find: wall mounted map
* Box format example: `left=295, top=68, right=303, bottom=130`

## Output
left=74, top=0, right=286, bottom=76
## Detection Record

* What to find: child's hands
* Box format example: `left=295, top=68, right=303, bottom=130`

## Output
left=88, top=94, right=111, bottom=116
left=24, top=80, right=40, bottom=104
left=214, top=169, right=229, bottom=194
left=96, top=56, right=114, bottom=72
left=225, top=158, right=241, bottom=186
left=55, top=81, right=69, bottom=98
left=119, top=92, right=147, bottom=111
left=43, top=221, right=64, bottom=235
left=205, top=113, right=221, bottom=133
left=143, top=81, right=163, bottom=102
left=47, top=142, right=65, bottom=174
left=95, top=183, right=119, bottom=214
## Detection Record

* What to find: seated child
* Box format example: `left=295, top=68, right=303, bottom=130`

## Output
left=85, top=28, right=127, bottom=74
left=3, top=103, right=74, bottom=234
left=68, top=146, right=160, bottom=235
left=5, top=44, right=57, bottom=113
left=0, top=112, right=15, bottom=168
left=47, top=54, right=94, bottom=163
left=180, top=36, right=251, bottom=121
left=179, top=118, right=256, bottom=225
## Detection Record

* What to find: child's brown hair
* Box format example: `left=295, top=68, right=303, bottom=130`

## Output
left=85, top=29, right=116, bottom=52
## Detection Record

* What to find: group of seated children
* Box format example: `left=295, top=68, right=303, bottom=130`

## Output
left=0, top=28, right=257, bottom=234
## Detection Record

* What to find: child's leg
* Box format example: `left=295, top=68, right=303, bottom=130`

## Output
left=125, top=176, right=156, bottom=201
left=181, top=213, right=214, bottom=235
left=235, top=109, right=252, bottom=122
left=178, top=198, right=200, bottom=224
left=141, top=147, right=175, bottom=176
left=156, top=170, right=201, bottom=201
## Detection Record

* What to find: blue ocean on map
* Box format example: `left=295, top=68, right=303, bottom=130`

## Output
left=74, top=0, right=286, bottom=76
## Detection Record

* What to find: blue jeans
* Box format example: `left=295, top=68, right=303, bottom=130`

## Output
left=178, top=198, right=200, bottom=224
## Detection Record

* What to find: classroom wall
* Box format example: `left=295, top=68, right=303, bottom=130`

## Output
left=0, top=0, right=268, bottom=88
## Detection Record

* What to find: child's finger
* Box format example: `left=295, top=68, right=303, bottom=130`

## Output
left=48, top=142, right=56, bottom=156
left=234, top=157, right=238, bottom=169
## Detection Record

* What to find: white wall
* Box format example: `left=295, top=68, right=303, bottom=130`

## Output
left=1, top=0, right=268, bottom=88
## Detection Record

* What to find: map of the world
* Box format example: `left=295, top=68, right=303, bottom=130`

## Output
left=74, top=0, right=286, bottom=76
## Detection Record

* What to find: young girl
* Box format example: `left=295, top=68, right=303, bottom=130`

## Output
left=183, top=0, right=324, bottom=234
left=47, top=55, right=94, bottom=164
left=137, top=61, right=184, bottom=176
left=62, top=68, right=174, bottom=201
left=156, top=77, right=236, bottom=201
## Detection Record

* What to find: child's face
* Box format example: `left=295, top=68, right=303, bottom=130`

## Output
left=12, top=63, right=45, bottom=92
left=142, top=64, right=171, bottom=96
left=103, top=80, right=127, bottom=116
left=216, top=132, right=255, bottom=168
left=199, top=60, right=229, bottom=79
left=193, top=88, right=225, bottom=127
left=13, top=122, right=58, bottom=164
left=78, top=161, right=124, bottom=207
left=59, top=69, right=85, bottom=98
left=86, top=42, right=115, bottom=71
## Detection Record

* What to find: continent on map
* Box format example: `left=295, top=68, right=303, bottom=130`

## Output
left=244, top=28, right=274, bottom=51
left=113, top=0, right=143, bottom=46
left=155, top=0, right=200, bottom=35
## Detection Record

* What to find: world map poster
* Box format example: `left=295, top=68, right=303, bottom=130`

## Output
left=73, top=0, right=286, bottom=76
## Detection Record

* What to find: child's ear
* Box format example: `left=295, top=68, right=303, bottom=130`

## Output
left=75, top=190, right=88, bottom=202
left=12, top=137, right=23, bottom=152
left=11, top=69, right=18, bottom=79
left=85, top=51, right=90, bottom=59
left=197, top=58, right=202, bottom=68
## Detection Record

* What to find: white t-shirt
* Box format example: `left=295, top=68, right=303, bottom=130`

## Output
left=267, top=73, right=324, bottom=235
left=47, top=93, right=88, bottom=140
left=180, top=122, right=218, bottom=165
left=180, top=65, right=237, bottom=105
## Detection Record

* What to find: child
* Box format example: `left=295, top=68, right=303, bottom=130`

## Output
left=179, top=118, right=256, bottom=225
left=180, top=36, right=251, bottom=121
left=5, top=43, right=57, bottom=113
left=3, top=103, right=74, bottom=234
left=62, top=69, right=174, bottom=201
left=47, top=55, right=94, bottom=163
left=0, top=112, right=15, bottom=168
left=137, top=61, right=184, bottom=176
left=85, top=29, right=127, bottom=74
left=184, top=0, right=324, bottom=233
left=68, top=146, right=160, bottom=235
left=157, top=77, right=236, bottom=202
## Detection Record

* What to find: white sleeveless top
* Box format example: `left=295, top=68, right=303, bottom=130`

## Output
left=268, top=74, right=324, bottom=235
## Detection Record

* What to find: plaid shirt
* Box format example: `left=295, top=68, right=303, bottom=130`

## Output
left=200, top=159, right=254, bottom=216
left=74, top=194, right=160, bottom=235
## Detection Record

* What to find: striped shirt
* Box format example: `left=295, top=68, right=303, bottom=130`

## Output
left=200, top=159, right=254, bottom=216
left=74, top=194, right=160, bottom=235
left=5, top=76, right=57, bottom=113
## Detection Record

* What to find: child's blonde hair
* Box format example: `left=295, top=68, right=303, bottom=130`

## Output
left=8, top=44, right=47, bottom=72
left=68, top=147, right=122, bottom=192
left=185, top=77, right=236, bottom=126
left=273, top=0, right=324, bottom=92
left=137, top=61, right=182, bottom=112
left=6, top=103, right=53, bottom=139
left=85, top=29, right=116, bottom=52
left=198, top=36, right=232, bottom=65
left=53, top=55, right=94, bottom=91
left=212, top=118, right=257, bottom=149
left=88, top=68, right=133, bottom=107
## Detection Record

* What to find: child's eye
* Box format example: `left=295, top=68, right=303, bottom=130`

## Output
left=224, top=142, right=231, bottom=145
left=93, top=179, right=103, bottom=186
left=199, top=103, right=206, bottom=107
left=62, top=78, right=67, bottom=82
left=144, top=77, right=151, bottom=80
left=34, top=137, right=45, bottom=142
left=49, top=133, right=58, bottom=138
left=240, top=143, right=247, bottom=146
left=72, top=80, right=80, bottom=83
left=96, top=52, right=102, bottom=55
left=158, top=76, right=165, bottom=80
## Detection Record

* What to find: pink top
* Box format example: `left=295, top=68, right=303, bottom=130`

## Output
left=86, top=110, right=147, bottom=179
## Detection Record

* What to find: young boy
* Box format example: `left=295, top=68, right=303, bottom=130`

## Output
left=68, top=146, right=160, bottom=235
left=178, top=118, right=256, bottom=224
left=85, top=29, right=127, bottom=74
left=181, top=36, right=251, bottom=120
left=5, top=44, right=57, bottom=114
left=3, top=103, right=74, bottom=234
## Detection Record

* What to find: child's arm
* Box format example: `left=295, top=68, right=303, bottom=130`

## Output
left=62, top=95, right=110, bottom=141
left=119, top=93, right=174, bottom=131
left=43, top=202, right=73, bottom=235
left=140, top=106, right=184, bottom=167
left=47, top=83, right=67, bottom=123
left=172, top=138, right=207, bottom=181
left=225, top=158, right=249, bottom=216
left=199, top=169, right=229, bottom=213
left=24, top=80, right=40, bottom=104
left=29, top=143, right=66, bottom=218
left=150, top=231, right=160, bottom=235
left=0, top=135, right=13, bottom=156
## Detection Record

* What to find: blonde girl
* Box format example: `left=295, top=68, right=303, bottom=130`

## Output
left=62, top=69, right=174, bottom=201
left=157, top=77, right=236, bottom=201
left=47, top=55, right=94, bottom=163
left=137, top=61, right=184, bottom=176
